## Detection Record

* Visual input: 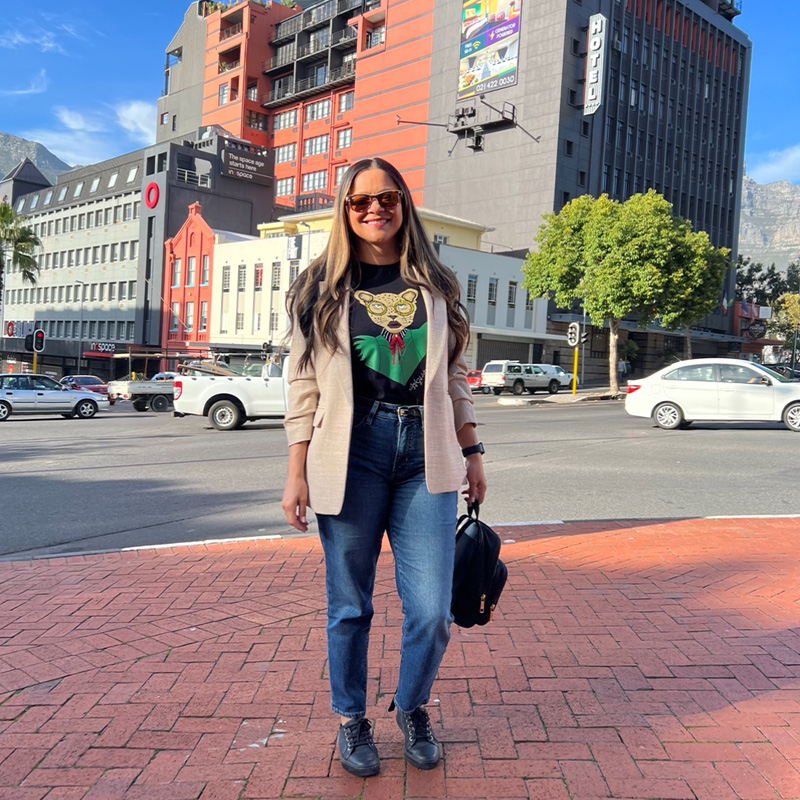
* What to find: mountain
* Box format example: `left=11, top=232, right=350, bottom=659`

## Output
left=738, top=176, right=800, bottom=270
left=0, top=133, right=73, bottom=185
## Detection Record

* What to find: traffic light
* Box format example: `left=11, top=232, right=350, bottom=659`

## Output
left=32, top=328, right=46, bottom=353
left=24, top=333, right=34, bottom=352
left=581, top=331, right=589, bottom=344
left=566, top=322, right=580, bottom=347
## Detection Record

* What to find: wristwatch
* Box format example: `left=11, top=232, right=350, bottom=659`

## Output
left=461, top=442, right=485, bottom=458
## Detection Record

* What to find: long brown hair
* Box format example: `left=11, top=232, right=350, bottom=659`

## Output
left=286, top=158, right=469, bottom=371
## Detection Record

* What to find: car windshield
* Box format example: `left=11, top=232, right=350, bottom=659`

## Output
left=74, top=376, right=103, bottom=385
left=750, top=363, right=791, bottom=383
left=482, top=364, right=502, bottom=373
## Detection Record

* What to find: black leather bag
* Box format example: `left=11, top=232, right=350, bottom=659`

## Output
left=451, top=502, right=507, bottom=627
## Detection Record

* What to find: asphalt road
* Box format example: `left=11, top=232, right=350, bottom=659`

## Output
left=1, top=394, right=797, bottom=560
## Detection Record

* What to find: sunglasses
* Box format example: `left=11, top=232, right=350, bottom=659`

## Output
left=345, top=190, right=403, bottom=212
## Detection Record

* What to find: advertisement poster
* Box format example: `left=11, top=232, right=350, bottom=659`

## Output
left=458, top=0, right=522, bottom=100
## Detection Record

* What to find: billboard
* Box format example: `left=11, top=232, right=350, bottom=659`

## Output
left=583, top=14, right=608, bottom=115
left=221, top=143, right=272, bottom=186
left=458, top=0, right=522, bottom=100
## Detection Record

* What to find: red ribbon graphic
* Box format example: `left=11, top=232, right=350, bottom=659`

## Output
left=389, top=334, right=405, bottom=364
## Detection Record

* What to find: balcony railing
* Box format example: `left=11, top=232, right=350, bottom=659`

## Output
left=261, top=61, right=354, bottom=106
left=176, top=169, right=211, bottom=188
left=263, top=52, right=296, bottom=72
left=338, top=0, right=362, bottom=12
left=297, top=38, right=332, bottom=59
left=304, top=0, right=337, bottom=28
left=274, top=15, right=303, bottom=40
left=219, top=59, right=241, bottom=73
left=331, top=27, right=357, bottom=47
left=220, top=22, right=242, bottom=41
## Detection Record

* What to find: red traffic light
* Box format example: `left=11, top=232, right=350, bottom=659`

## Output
left=33, top=328, right=46, bottom=353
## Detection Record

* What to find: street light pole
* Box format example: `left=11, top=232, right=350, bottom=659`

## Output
left=75, top=280, right=86, bottom=373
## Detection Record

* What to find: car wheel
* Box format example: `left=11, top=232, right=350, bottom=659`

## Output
left=481, top=386, right=491, bottom=394
left=74, top=400, right=98, bottom=419
left=782, top=401, right=800, bottom=432
left=653, top=402, right=683, bottom=430
left=512, top=380, right=525, bottom=395
left=548, top=380, right=560, bottom=394
left=492, top=388, right=502, bottom=396
left=527, top=387, right=537, bottom=394
left=0, top=401, right=11, bottom=421
left=209, top=400, right=242, bottom=431
left=132, top=399, right=149, bottom=412
left=150, top=394, right=171, bottom=413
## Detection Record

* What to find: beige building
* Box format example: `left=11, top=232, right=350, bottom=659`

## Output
left=208, top=207, right=557, bottom=367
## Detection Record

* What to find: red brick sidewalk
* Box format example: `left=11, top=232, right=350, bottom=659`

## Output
left=1, top=517, right=799, bottom=799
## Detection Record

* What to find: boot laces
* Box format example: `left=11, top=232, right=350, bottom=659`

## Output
left=405, top=707, right=434, bottom=742
left=343, top=718, right=374, bottom=752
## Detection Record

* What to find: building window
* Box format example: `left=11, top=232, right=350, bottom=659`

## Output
left=337, top=129, right=352, bottom=149
left=488, top=278, right=498, bottom=306
left=290, top=261, right=300, bottom=282
left=507, top=281, right=517, bottom=308
left=246, top=82, right=258, bottom=102
left=433, top=234, right=449, bottom=245
left=304, top=134, right=329, bottom=157
left=237, top=264, right=246, bottom=290
left=187, top=256, right=196, bottom=286
left=301, top=170, right=327, bottom=192
left=578, top=170, right=587, bottom=187
left=236, top=312, right=245, bottom=331
left=170, top=302, right=180, bottom=331
left=274, top=108, right=298, bottom=130
left=161, top=112, right=169, bottom=125
left=172, top=258, right=181, bottom=287
left=270, top=311, right=279, bottom=333
left=107, top=172, right=118, bottom=189
left=275, top=143, right=296, bottom=163
left=365, top=25, right=385, bottom=49
left=467, top=274, right=477, bottom=303
left=222, top=265, right=231, bottom=290
left=200, top=301, right=208, bottom=332
left=254, top=264, right=263, bottom=291
left=271, top=263, right=281, bottom=290
left=185, top=302, right=194, bottom=332
left=218, top=83, right=229, bottom=105
left=334, top=165, right=348, bottom=187
left=202, top=255, right=209, bottom=285
left=525, top=294, right=534, bottom=311
left=306, top=98, right=331, bottom=121
left=276, top=177, right=295, bottom=197
left=245, top=110, right=267, bottom=131
left=129, top=280, right=136, bottom=299
left=564, top=140, right=574, bottom=156
left=339, top=91, right=354, bottom=113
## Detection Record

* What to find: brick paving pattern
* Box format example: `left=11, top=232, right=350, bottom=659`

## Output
left=0, top=516, right=799, bottom=799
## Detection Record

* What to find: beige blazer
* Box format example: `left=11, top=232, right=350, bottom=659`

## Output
left=284, top=285, right=476, bottom=515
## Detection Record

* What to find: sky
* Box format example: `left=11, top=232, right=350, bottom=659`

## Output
left=0, top=1, right=796, bottom=184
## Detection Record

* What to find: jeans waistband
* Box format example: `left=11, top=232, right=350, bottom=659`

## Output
left=354, top=396, right=424, bottom=418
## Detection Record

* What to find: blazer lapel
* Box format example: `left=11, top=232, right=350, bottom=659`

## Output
left=422, top=287, right=447, bottom=396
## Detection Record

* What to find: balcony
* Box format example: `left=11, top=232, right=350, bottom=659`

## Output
left=338, top=0, right=362, bottom=12
left=220, top=22, right=242, bottom=41
left=297, top=38, right=332, bottom=59
left=295, top=192, right=335, bottom=212
left=331, top=27, right=357, bottom=48
left=303, top=0, right=337, bottom=30
left=261, top=61, right=355, bottom=107
left=263, top=51, right=296, bottom=73
left=718, top=0, right=742, bottom=20
left=273, top=15, right=303, bottom=41
left=176, top=169, right=211, bottom=188
left=219, top=59, right=241, bottom=73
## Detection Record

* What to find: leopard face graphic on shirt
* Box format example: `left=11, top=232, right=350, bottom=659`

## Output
left=350, top=264, right=427, bottom=404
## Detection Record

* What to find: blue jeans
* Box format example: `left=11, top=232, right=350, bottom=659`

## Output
left=316, top=398, right=458, bottom=718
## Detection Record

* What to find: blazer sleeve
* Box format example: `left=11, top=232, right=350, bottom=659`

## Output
left=284, top=322, right=320, bottom=446
left=448, top=332, right=476, bottom=432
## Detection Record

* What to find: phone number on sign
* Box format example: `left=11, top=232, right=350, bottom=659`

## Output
left=464, top=73, right=517, bottom=97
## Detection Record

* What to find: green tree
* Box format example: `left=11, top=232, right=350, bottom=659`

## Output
left=658, top=223, right=729, bottom=359
left=0, top=201, right=40, bottom=319
left=523, top=190, right=728, bottom=393
left=735, top=255, right=788, bottom=305
left=768, top=292, right=800, bottom=353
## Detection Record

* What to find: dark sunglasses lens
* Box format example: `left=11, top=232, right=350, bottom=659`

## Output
left=348, top=195, right=371, bottom=211
left=377, top=191, right=401, bottom=208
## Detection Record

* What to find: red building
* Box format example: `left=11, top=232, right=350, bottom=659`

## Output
left=162, top=203, right=215, bottom=356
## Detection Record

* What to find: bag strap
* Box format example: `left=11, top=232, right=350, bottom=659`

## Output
left=468, top=500, right=480, bottom=520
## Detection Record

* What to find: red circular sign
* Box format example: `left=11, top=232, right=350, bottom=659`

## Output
left=144, top=182, right=160, bottom=209
left=5, top=322, right=14, bottom=337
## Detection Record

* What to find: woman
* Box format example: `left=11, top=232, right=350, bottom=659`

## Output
left=282, top=157, right=487, bottom=778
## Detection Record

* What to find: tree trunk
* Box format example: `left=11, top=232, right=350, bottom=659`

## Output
left=684, top=325, right=692, bottom=360
left=608, top=318, right=620, bottom=394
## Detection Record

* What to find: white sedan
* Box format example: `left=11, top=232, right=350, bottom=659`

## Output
left=625, top=358, right=800, bottom=431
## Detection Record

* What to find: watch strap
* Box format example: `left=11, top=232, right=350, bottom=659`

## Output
left=461, top=442, right=485, bottom=457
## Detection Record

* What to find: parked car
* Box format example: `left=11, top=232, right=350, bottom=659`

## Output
left=60, top=374, right=115, bottom=405
left=762, top=363, right=799, bottom=380
left=0, top=374, right=109, bottom=421
left=481, top=360, right=561, bottom=395
left=532, top=363, right=579, bottom=390
left=625, top=358, right=800, bottom=431
left=466, top=370, right=483, bottom=392
left=151, top=371, right=178, bottom=381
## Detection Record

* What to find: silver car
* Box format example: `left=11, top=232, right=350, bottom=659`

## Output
left=0, top=374, right=110, bottom=420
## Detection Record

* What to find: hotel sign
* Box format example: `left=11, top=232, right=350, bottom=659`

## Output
left=458, top=1, right=523, bottom=100
left=583, top=14, right=607, bottom=115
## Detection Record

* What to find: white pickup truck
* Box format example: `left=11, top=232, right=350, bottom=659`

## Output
left=107, top=376, right=175, bottom=412
left=172, top=361, right=287, bottom=430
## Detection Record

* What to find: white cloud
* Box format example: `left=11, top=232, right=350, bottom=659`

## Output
left=20, top=128, right=116, bottom=168
left=54, top=106, right=107, bottom=134
left=748, top=144, right=800, bottom=185
left=0, top=28, right=65, bottom=53
left=114, top=101, right=156, bottom=146
left=0, top=69, right=47, bottom=96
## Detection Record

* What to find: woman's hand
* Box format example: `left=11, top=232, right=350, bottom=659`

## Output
left=282, top=475, right=310, bottom=533
left=462, top=455, right=487, bottom=507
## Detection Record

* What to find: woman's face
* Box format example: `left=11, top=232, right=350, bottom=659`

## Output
left=346, top=168, right=404, bottom=260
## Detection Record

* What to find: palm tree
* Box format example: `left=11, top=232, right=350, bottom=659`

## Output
left=0, top=200, right=40, bottom=316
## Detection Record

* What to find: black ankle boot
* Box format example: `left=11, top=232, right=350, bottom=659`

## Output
left=395, top=706, right=440, bottom=770
left=337, top=717, right=380, bottom=777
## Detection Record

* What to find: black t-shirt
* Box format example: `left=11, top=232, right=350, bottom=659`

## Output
left=350, top=262, right=427, bottom=404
